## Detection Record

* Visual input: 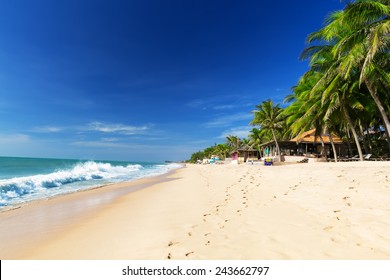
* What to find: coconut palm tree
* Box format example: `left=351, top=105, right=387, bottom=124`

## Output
left=251, top=100, right=285, bottom=162
left=307, top=0, right=390, bottom=151
left=248, top=128, right=265, bottom=157
left=226, top=135, right=241, bottom=151
left=214, top=144, right=230, bottom=159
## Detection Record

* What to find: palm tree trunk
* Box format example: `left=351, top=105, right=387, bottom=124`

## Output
left=318, top=134, right=327, bottom=160
left=359, top=123, right=369, bottom=154
left=342, top=103, right=364, bottom=161
left=271, top=129, right=281, bottom=162
left=345, top=129, right=353, bottom=157
left=328, top=132, right=338, bottom=162
left=365, top=79, right=390, bottom=152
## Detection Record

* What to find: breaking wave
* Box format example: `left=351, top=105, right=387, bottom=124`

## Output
left=0, top=161, right=180, bottom=207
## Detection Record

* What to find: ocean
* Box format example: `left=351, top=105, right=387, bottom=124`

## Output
left=0, top=156, right=181, bottom=209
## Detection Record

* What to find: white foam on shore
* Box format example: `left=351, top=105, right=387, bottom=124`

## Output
left=0, top=161, right=181, bottom=207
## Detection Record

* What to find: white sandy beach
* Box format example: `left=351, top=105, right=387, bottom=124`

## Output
left=1, top=161, right=390, bottom=260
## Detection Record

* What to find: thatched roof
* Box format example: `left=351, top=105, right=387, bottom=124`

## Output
left=238, top=144, right=258, bottom=152
left=290, top=129, right=343, bottom=144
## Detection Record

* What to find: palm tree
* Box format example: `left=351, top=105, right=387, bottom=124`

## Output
left=251, top=100, right=285, bottom=162
left=226, top=135, right=241, bottom=151
left=248, top=128, right=265, bottom=157
left=214, top=144, right=230, bottom=159
left=307, top=0, right=390, bottom=152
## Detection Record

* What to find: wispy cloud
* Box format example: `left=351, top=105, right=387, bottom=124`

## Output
left=86, top=121, right=150, bottom=135
left=186, top=94, right=251, bottom=111
left=0, top=133, right=31, bottom=144
left=71, top=140, right=131, bottom=148
left=186, top=99, right=209, bottom=110
left=219, top=126, right=253, bottom=139
left=101, top=137, right=120, bottom=142
left=212, top=104, right=237, bottom=110
left=204, top=113, right=252, bottom=128
left=32, top=126, right=64, bottom=133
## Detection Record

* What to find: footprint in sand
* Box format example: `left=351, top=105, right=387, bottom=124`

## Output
left=205, top=241, right=211, bottom=246
left=323, top=226, right=334, bottom=231
left=167, top=253, right=172, bottom=259
left=168, top=240, right=181, bottom=247
left=185, top=251, right=194, bottom=257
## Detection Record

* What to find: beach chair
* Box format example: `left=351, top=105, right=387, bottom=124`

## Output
left=364, top=154, right=372, bottom=160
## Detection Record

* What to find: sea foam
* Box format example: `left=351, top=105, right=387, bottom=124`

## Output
left=0, top=161, right=180, bottom=207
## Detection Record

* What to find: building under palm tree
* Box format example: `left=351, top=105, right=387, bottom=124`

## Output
left=231, top=144, right=261, bottom=164
left=260, top=129, right=347, bottom=160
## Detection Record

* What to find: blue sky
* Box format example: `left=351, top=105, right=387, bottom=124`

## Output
left=0, top=0, right=344, bottom=162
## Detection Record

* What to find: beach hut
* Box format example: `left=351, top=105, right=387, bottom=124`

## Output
left=230, top=151, right=239, bottom=164
left=234, top=145, right=261, bottom=163
left=259, top=129, right=347, bottom=160
left=290, top=129, right=346, bottom=158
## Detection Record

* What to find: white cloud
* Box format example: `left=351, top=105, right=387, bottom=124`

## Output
left=87, top=121, right=149, bottom=135
left=219, top=126, right=252, bottom=139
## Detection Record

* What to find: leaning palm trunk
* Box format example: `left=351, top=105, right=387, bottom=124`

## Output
left=342, top=103, right=364, bottom=161
left=318, top=134, right=327, bottom=160
left=365, top=79, right=390, bottom=152
left=271, top=129, right=282, bottom=162
left=359, top=123, right=369, bottom=154
left=328, top=133, right=338, bottom=163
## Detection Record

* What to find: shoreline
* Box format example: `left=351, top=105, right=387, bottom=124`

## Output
left=0, top=168, right=181, bottom=259
left=1, top=161, right=390, bottom=259
left=0, top=166, right=182, bottom=214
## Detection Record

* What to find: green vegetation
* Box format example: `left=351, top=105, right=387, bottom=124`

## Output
left=188, top=0, right=389, bottom=163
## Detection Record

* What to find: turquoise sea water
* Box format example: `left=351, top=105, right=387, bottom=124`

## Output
left=0, top=156, right=181, bottom=208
